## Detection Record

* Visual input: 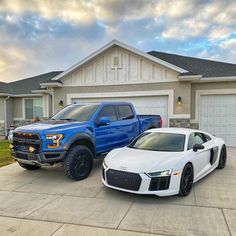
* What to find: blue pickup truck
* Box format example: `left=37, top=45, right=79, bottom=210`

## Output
left=11, top=102, right=162, bottom=180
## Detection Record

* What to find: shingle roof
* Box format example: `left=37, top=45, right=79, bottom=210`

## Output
left=0, top=71, right=62, bottom=95
left=0, top=82, right=11, bottom=93
left=148, top=51, right=236, bottom=78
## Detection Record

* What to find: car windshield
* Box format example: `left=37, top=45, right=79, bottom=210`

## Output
left=52, top=104, right=99, bottom=122
left=128, top=132, right=186, bottom=152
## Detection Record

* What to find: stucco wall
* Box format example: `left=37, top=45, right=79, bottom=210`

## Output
left=53, top=82, right=191, bottom=115
left=13, top=97, right=23, bottom=118
left=0, top=97, right=4, bottom=121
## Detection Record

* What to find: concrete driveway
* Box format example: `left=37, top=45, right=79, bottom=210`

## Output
left=0, top=148, right=236, bottom=236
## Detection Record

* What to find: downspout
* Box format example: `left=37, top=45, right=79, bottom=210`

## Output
left=4, top=96, right=10, bottom=138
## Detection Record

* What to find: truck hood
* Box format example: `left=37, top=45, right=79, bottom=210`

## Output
left=15, top=120, right=91, bottom=133
left=105, top=147, right=184, bottom=173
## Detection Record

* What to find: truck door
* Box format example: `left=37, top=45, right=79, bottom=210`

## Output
left=115, top=105, right=139, bottom=145
left=95, top=105, right=125, bottom=154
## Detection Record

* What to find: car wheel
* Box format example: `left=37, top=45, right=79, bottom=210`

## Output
left=18, top=162, right=41, bottom=170
left=62, top=145, right=93, bottom=180
left=217, top=145, right=227, bottom=169
left=179, top=163, right=194, bottom=196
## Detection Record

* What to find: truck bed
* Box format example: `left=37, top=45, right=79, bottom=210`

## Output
left=137, top=114, right=162, bottom=133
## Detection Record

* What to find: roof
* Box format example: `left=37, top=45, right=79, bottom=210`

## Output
left=0, top=82, right=11, bottom=93
left=148, top=51, right=236, bottom=78
left=146, top=127, right=202, bottom=135
left=0, top=71, right=62, bottom=95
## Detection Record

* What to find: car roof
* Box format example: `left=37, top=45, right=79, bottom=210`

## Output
left=146, top=127, right=205, bottom=135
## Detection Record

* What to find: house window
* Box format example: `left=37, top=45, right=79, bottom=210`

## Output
left=25, top=98, right=43, bottom=119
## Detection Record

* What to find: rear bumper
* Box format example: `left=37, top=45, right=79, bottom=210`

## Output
left=12, top=149, right=67, bottom=165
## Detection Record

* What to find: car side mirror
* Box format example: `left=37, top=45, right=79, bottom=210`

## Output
left=193, top=143, right=204, bottom=152
left=97, top=117, right=110, bottom=126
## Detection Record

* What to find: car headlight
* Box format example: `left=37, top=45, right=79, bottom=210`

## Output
left=103, top=160, right=108, bottom=169
left=46, top=134, right=63, bottom=148
left=146, top=169, right=172, bottom=178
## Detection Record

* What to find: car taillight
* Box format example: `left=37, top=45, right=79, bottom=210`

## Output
left=160, top=117, right=163, bottom=128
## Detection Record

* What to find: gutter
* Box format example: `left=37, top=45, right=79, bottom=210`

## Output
left=3, top=96, right=10, bottom=137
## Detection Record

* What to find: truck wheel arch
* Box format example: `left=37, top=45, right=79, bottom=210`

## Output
left=63, top=134, right=96, bottom=158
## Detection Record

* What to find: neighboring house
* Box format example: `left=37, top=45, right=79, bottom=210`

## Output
left=0, top=71, right=62, bottom=136
left=1, top=40, right=236, bottom=146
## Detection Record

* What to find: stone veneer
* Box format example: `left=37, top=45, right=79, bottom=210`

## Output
left=169, top=118, right=190, bottom=128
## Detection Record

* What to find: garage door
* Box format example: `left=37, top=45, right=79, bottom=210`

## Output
left=71, top=96, right=168, bottom=127
left=200, top=94, right=236, bottom=146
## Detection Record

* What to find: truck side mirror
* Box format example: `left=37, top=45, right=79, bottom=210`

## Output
left=193, top=143, right=204, bottom=152
left=97, top=117, right=110, bottom=126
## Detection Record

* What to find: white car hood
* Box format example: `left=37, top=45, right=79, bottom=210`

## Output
left=105, top=147, right=184, bottom=173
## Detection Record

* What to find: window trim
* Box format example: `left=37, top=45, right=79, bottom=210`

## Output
left=116, top=104, right=135, bottom=120
left=23, top=97, right=44, bottom=120
left=96, top=105, right=118, bottom=123
left=187, top=132, right=208, bottom=150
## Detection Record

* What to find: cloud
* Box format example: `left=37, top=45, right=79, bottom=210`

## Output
left=0, top=0, right=235, bottom=82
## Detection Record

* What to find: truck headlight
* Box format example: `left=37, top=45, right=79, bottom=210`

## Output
left=146, top=169, right=172, bottom=178
left=46, top=134, right=63, bottom=148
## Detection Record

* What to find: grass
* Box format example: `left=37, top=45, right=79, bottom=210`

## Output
left=0, top=140, right=15, bottom=167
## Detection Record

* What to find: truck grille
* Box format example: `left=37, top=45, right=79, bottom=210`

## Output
left=106, top=169, right=142, bottom=191
left=13, top=132, right=41, bottom=152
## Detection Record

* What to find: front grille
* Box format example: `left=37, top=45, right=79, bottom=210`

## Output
left=13, top=132, right=41, bottom=152
left=15, top=152, right=29, bottom=160
left=149, top=176, right=171, bottom=191
left=106, top=169, right=142, bottom=191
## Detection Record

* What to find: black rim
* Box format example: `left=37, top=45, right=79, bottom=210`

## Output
left=73, top=150, right=91, bottom=177
left=220, top=147, right=226, bottom=167
left=182, top=165, right=193, bottom=194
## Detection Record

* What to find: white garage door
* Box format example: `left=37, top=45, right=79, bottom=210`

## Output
left=200, top=94, right=236, bottom=146
left=71, top=96, right=168, bottom=127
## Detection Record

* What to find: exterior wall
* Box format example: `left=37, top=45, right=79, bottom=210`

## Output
left=62, top=46, right=179, bottom=87
left=53, top=82, right=191, bottom=125
left=6, top=98, right=13, bottom=131
left=191, top=81, right=236, bottom=128
left=13, top=98, right=23, bottom=118
left=0, top=97, right=5, bottom=136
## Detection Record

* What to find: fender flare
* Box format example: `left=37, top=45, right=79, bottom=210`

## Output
left=62, top=133, right=95, bottom=154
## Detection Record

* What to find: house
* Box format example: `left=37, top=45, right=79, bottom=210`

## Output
left=0, top=71, right=62, bottom=136
left=1, top=40, right=236, bottom=146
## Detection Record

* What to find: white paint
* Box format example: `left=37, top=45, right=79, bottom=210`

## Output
left=200, top=94, right=236, bottom=147
left=62, top=46, right=179, bottom=87
left=51, top=40, right=187, bottom=82
left=67, top=90, right=174, bottom=127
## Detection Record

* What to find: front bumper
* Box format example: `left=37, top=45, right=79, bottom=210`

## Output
left=12, top=149, right=67, bottom=166
left=102, top=166, right=182, bottom=197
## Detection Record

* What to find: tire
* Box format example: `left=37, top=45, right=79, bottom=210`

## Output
left=217, top=145, right=227, bottom=169
left=179, top=163, right=194, bottom=196
left=62, top=145, right=93, bottom=180
left=18, top=162, right=41, bottom=170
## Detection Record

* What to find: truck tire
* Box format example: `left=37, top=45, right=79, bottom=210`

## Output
left=62, top=145, right=93, bottom=180
left=18, top=162, right=41, bottom=170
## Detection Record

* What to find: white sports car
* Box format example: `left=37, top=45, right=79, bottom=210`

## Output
left=102, top=128, right=227, bottom=196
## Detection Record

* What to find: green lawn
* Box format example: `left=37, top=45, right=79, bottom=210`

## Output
left=0, top=140, right=15, bottom=167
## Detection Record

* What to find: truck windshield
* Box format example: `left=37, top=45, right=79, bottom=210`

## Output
left=128, top=132, right=185, bottom=152
left=52, top=104, right=99, bottom=122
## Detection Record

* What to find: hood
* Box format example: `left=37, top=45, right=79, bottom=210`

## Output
left=105, top=147, right=184, bottom=173
left=15, top=120, right=90, bottom=133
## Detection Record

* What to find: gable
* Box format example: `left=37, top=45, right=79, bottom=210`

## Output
left=62, top=45, right=179, bottom=86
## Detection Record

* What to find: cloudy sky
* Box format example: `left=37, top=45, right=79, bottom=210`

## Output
left=0, top=0, right=236, bottom=82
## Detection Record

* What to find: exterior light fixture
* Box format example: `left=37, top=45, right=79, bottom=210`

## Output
left=177, top=96, right=182, bottom=105
left=59, top=100, right=64, bottom=107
